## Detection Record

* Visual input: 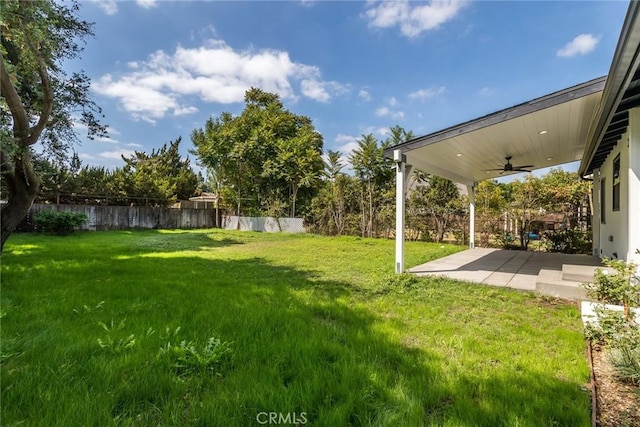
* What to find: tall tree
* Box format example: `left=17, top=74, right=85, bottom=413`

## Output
left=192, top=88, right=323, bottom=217
left=540, top=168, right=591, bottom=229
left=119, top=137, right=198, bottom=205
left=510, top=175, right=544, bottom=250
left=475, top=180, right=509, bottom=247
left=411, top=175, right=461, bottom=243
left=350, top=134, right=381, bottom=237
left=1, top=0, right=105, bottom=250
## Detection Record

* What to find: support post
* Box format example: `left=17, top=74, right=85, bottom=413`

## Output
left=467, top=183, right=476, bottom=249
left=628, top=108, right=640, bottom=264
left=394, top=150, right=407, bottom=273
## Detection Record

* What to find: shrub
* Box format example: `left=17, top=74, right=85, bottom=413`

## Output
left=610, top=344, right=640, bottom=386
left=34, top=210, right=88, bottom=234
left=583, top=258, right=640, bottom=322
left=582, top=257, right=640, bottom=387
left=542, top=229, right=592, bottom=254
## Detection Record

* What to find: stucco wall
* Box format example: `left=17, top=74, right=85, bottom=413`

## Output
left=593, top=106, right=640, bottom=264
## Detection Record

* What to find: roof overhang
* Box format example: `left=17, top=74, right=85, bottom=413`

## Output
left=579, top=0, right=640, bottom=176
left=384, top=78, right=605, bottom=186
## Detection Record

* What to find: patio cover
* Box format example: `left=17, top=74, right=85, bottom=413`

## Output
left=383, top=77, right=605, bottom=186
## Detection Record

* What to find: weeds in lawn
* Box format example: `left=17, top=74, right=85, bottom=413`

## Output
left=97, top=319, right=136, bottom=353
left=73, top=300, right=104, bottom=314
left=159, top=336, right=234, bottom=377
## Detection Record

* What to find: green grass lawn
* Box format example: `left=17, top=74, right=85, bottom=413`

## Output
left=1, top=230, right=590, bottom=426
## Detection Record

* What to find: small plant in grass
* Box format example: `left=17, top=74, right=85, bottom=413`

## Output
left=582, top=257, right=640, bottom=387
left=34, top=210, right=88, bottom=234
left=73, top=300, right=105, bottom=315
left=97, top=319, right=136, bottom=354
left=159, top=335, right=234, bottom=377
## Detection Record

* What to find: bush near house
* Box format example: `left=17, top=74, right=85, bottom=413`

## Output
left=583, top=257, right=640, bottom=386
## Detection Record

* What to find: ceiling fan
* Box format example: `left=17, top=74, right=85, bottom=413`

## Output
left=487, top=156, right=534, bottom=174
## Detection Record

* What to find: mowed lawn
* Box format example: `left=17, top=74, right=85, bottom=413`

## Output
left=1, top=230, right=590, bottom=426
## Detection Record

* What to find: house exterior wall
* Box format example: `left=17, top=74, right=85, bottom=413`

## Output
left=628, top=108, right=640, bottom=265
left=592, top=107, right=640, bottom=265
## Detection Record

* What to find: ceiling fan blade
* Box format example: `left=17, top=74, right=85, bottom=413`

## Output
left=513, top=168, right=532, bottom=172
left=485, top=168, right=505, bottom=171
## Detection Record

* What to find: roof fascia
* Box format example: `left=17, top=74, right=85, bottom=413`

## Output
left=579, top=0, right=640, bottom=176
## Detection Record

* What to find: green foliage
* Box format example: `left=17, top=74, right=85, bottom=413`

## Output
left=191, top=88, right=323, bottom=217
left=97, top=319, right=136, bottom=354
left=610, top=344, right=640, bottom=386
left=118, top=137, right=199, bottom=204
left=375, top=273, right=421, bottom=294
left=409, top=175, right=462, bottom=243
left=1, top=0, right=106, bottom=250
left=159, top=336, right=234, bottom=377
left=584, top=258, right=640, bottom=314
left=33, top=210, right=87, bottom=234
left=539, top=168, right=591, bottom=229
left=582, top=257, right=640, bottom=387
left=542, top=228, right=592, bottom=254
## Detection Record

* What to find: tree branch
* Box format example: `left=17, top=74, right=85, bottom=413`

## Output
left=24, top=43, right=54, bottom=146
left=0, top=57, right=30, bottom=142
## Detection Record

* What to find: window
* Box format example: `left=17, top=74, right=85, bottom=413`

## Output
left=601, top=177, right=606, bottom=224
left=613, top=154, right=620, bottom=211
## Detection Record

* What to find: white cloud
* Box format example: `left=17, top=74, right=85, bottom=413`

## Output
left=174, top=106, right=199, bottom=116
left=365, top=0, right=467, bottom=38
left=126, top=143, right=143, bottom=148
left=333, top=134, right=360, bottom=171
left=375, top=106, right=404, bottom=119
left=105, top=125, right=121, bottom=136
left=95, top=135, right=119, bottom=144
left=359, top=89, right=372, bottom=101
left=301, top=79, right=349, bottom=103
left=79, top=153, right=97, bottom=160
left=478, top=87, right=495, bottom=96
left=408, top=86, right=445, bottom=100
left=388, top=96, right=398, bottom=106
left=362, top=126, right=390, bottom=137
left=95, top=39, right=346, bottom=122
left=136, top=0, right=157, bottom=9
left=335, top=133, right=357, bottom=145
left=557, top=34, right=600, bottom=58
left=99, top=149, right=136, bottom=160
left=92, top=0, right=118, bottom=15
left=301, top=80, right=329, bottom=103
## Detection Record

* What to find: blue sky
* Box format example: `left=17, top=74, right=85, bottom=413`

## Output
left=69, top=0, right=629, bottom=175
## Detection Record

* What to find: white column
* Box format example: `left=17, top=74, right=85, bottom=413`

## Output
left=467, top=183, right=475, bottom=249
left=628, top=108, right=640, bottom=264
left=394, top=150, right=406, bottom=273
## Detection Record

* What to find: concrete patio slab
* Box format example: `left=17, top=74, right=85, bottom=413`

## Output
left=409, top=248, right=603, bottom=294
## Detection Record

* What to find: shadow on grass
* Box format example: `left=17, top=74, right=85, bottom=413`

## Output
left=1, top=238, right=590, bottom=426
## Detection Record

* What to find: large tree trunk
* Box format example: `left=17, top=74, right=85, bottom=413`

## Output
left=1, top=154, right=40, bottom=251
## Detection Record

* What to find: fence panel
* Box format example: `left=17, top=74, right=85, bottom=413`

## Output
left=222, top=216, right=305, bottom=233
left=18, top=204, right=216, bottom=232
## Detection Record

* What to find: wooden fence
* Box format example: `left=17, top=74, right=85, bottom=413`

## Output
left=17, top=204, right=217, bottom=232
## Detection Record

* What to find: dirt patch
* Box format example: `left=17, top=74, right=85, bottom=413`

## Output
left=592, top=344, right=640, bottom=427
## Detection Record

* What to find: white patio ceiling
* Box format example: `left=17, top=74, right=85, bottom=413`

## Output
left=386, top=77, right=606, bottom=186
